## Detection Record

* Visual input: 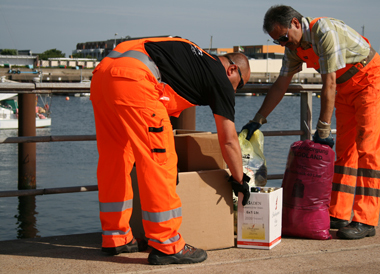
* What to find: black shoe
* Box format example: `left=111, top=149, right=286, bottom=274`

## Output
left=337, top=221, right=376, bottom=239
left=330, top=216, right=349, bottom=229
left=102, top=238, right=139, bottom=255
left=148, top=244, right=207, bottom=265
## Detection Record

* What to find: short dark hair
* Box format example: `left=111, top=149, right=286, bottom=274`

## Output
left=222, top=52, right=249, bottom=70
left=263, top=5, right=303, bottom=34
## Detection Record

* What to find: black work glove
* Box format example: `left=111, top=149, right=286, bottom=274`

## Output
left=229, top=173, right=251, bottom=206
left=312, top=120, right=334, bottom=148
left=241, top=113, right=267, bottom=140
left=242, top=122, right=261, bottom=141
left=313, top=130, right=334, bottom=148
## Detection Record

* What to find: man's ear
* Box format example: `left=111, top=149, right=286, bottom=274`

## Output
left=226, top=64, right=235, bottom=77
left=293, top=17, right=301, bottom=29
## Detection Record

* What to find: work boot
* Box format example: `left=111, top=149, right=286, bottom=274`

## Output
left=337, top=221, right=376, bottom=239
left=148, top=244, right=207, bottom=265
left=102, top=238, right=139, bottom=255
left=330, top=216, right=349, bottom=229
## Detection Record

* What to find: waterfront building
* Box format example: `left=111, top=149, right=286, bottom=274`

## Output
left=73, top=35, right=171, bottom=61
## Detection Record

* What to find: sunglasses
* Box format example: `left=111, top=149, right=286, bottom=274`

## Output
left=226, top=56, right=245, bottom=89
left=273, top=29, right=289, bottom=45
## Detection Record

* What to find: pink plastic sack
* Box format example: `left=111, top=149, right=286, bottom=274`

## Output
left=281, top=140, right=335, bottom=240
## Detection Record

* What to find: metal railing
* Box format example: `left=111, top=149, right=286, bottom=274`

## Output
left=0, top=83, right=331, bottom=198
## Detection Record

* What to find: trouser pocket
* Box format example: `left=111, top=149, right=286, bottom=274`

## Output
left=140, top=109, right=169, bottom=165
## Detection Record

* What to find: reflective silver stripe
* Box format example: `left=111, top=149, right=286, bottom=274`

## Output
left=150, top=234, right=181, bottom=245
left=334, top=165, right=357, bottom=176
left=332, top=182, right=355, bottom=194
left=106, top=50, right=161, bottom=80
left=356, top=186, right=380, bottom=198
left=99, top=199, right=133, bottom=213
left=332, top=183, right=380, bottom=198
left=142, top=207, right=182, bottom=223
left=358, top=168, right=380, bottom=179
left=335, top=166, right=380, bottom=179
left=103, top=228, right=130, bottom=236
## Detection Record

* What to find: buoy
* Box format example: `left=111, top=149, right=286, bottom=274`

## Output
left=66, top=97, right=70, bottom=101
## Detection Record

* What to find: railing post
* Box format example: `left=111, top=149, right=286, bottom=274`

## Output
left=300, top=90, right=313, bottom=140
left=18, top=93, right=37, bottom=189
left=16, top=196, right=39, bottom=238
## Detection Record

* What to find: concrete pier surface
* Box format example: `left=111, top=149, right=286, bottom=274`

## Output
left=1, top=221, right=379, bottom=274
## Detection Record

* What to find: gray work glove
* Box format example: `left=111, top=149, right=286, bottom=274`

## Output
left=312, top=120, right=334, bottom=148
left=229, top=173, right=251, bottom=206
left=241, top=113, right=267, bottom=140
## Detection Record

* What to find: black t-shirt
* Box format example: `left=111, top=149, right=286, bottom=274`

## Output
left=144, top=41, right=235, bottom=122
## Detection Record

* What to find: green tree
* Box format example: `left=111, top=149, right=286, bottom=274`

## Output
left=71, top=53, right=83, bottom=58
left=39, top=49, right=65, bottom=60
left=1, top=49, right=17, bottom=55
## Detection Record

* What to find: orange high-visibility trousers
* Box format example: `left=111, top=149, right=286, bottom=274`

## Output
left=330, top=53, right=380, bottom=226
left=90, top=39, right=199, bottom=254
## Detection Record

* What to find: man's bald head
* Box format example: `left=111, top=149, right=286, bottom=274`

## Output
left=220, top=52, right=250, bottom=90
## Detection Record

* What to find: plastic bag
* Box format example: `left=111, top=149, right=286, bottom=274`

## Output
left=234, top=129, right=267, bottom=234
left=238, top=129, right=267, bottom=187
left=281, top=140, right=335, bottom=240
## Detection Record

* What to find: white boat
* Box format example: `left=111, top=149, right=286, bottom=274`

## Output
left=74, top=92, right=90, bottom=97
left=0, top=93, right=51, bottom=129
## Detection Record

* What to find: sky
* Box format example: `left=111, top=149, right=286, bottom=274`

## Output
left=1, top=0, right=379, bottom=57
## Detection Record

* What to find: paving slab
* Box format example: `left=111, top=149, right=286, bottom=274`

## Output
left=1, top=225, right=380, bottom=274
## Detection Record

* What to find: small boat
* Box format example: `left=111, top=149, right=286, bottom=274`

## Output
left=0, top=94, right=51, bottom=129
left=74, top=92, right=90, bottom=97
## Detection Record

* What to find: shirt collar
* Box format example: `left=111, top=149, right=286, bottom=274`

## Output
left=300, top=17, right=312, bottom=49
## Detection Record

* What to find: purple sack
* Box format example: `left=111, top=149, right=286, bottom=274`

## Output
left=281, top=140, right=335, bottom=240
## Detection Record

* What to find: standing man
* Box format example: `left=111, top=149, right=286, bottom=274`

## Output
left=242, top=5, right=380, bottom=239
left=90, top=36, right=251, bottom=265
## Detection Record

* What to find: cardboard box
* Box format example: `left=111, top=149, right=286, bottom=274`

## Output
left=129, top=168, right=234, bottom=250
left=173, top=129, right=211, bottom=135
left=237, top=187, right=283, bottom=250
left=174, top=131, right=227, bottom=172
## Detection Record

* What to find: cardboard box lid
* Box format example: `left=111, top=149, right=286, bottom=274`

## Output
left=173, top=129, right=212, bottom=136
left=175, top=133, right=227, bottom=172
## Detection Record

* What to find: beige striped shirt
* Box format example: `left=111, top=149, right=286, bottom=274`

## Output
left=280, top=17, right=370, bottom=76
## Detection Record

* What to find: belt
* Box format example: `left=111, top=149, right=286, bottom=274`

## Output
left=336, top=47, right=376, bottom=84
left=107, top=50, right=161, bottom=81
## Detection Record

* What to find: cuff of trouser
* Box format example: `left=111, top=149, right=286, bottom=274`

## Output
left=251, top=112, right=267, bottom=125
left=316, top=119, right=331, bottom=139
left=148, top=234, right=186, bottom=255
left=352, top=216, right=379, bottom=227
left=102, top=233, right=134, bottom=248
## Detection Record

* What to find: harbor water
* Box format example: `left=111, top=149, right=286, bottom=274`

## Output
left=0, top=94, right=334, bottom=241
